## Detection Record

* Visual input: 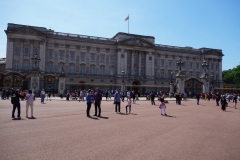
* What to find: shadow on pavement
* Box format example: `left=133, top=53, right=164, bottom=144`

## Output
left=27, top=117, right=37, bottom=119
left=87, top=116, right=99, bottom=120
left=161, top=115, right=176, bottom=118
left=128, top=113, right=138, bottom=115
left=98, top=116, right=109, bottom=119
left=12, top=118, right=23, bottom=120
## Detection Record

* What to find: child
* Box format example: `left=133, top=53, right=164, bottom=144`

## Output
left=126, top=97, right=132, bottom=114
left=159, top=94, right=167, bottom=116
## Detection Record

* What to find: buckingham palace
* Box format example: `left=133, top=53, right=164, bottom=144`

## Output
left=0, top=23, right=224, bottom=95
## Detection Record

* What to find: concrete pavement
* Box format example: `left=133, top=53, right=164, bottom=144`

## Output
left=0, top=98, right=240, bottom=160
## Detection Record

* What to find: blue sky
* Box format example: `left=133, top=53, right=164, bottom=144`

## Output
left=0, top=0, right=239, bottom=70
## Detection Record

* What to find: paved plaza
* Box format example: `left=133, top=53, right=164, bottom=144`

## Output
left=0, top=97, right=240, bottom=160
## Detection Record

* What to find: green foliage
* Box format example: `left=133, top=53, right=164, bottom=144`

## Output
left=223, top=65, right=240, bottom=87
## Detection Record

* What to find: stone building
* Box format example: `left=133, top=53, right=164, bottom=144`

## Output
left=0, top=23, right=224, bottom=95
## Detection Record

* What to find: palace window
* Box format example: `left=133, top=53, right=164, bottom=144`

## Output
left=15, top=47, right=20, bottom=54
left=154, top=59, right=157, bottom=66
left=141, top=58, right=145, bottom=65
left=190, top=62, right=192, bottom=69
left=110, top=56, right=114, bottom=62
left=134, top=70, right=137, bottom=76
left=81, top=53, right=85, bottom=61
left=91, top=53, right=95, bottom=61
left=211, top=64, right=213, bottom=69
left=70, top=66, right=75, bottom=73
left=161, top=71, right=164, bottom=78
left=23, top=63, right=29, bottom=71
left=48, top=50, right=53, bottom=58
left=59, top=65, right=64, bottom=73
left=141, top=70, right=145, bottom=76
left=127, top=57, right=130, bottom=63
left=110, top=68, right=114, bottom=75
left=47, top=64, right=53, bottom=72
left=169, top=61, right=172, bottom=67
left=80, top=66, right=85, bottom=74
left=34, top=49, right=38, bottom=54
left=14, top=63, right=18, bottom=70
left=70, top=52, right=75, bottom=59
left=134, top=57, right=137, bottom=64
left=100, top=55, right=105, bottom=62
left=24, top=48, right=29, bottom=55
left=59, top=51, right=64, bottom=59
left=100, top=67, right=105, bottom=75
left=196, top=63, right=199, bottom=69
left=196, top=73, right=199, bottom=78
left=161, top=59, right=164, bottom=67
left=90, top=66, right=95, bottom=74
left=216, top=64, right=218, bottom=70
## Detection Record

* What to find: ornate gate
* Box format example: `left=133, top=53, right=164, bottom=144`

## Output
left=185, top=78, right=203, bottom=97
left=44, top=75, right=57, bottom=94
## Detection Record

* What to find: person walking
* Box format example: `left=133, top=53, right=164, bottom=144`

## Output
left=47, top=92, right=51, bottom=101
left=25, top=89, right=35, bottom=118
left=126, top=97, right=132, bottom=114
left=40, top=89, right=45, bottom=103
left=216, top=93, right=220, bottom=106
left=221, top=95, right=227, bottom=111
left=93, top=88, right=102, bottom=117
left=233, top=94, right=237, bottom=109
left=159, top=94, right=167, bottom=116
left=150, top=91, right=155, bottom=105
left=114, top=89, right=122, bottom=113
left=11, top=89, right=24, bottom=119
left=86, top=89, right=92, bottom=117
left=105, top=90, right=108, bottom=101
left=196, top=92, right=200, bottom=105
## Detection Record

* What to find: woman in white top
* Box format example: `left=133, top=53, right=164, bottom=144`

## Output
left=26, top=89, right=35, bottom=118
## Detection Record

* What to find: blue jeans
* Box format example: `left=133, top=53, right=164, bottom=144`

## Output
left=12, top=103, right=21, bottom=118
left=41, top=94, right=45, bottom=103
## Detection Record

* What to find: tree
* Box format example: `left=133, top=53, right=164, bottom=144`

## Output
left=222, top=65, right=240, bottom=87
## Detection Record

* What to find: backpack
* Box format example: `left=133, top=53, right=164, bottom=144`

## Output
left=11, top=94, right=18, bottom=104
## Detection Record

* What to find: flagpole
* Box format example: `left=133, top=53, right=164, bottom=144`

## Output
left=128, top=14, right=129, bottom=34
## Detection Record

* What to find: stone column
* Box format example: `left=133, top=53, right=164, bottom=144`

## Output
left=58, top=77, right=65, bottom=95
left=124, top=49, right=128, bottom=73
left=151, top=52, right=155, bottom=77
left=116, top=48, right=121, bottom=75
left=6, top=38, right=14, bottom=70
left=131, top=51, right=134, bottom=76
left=145, top=52, right=149, bottom=77
left=19, top=39, right=24, bottom=70
left=39, top=39, right=46, bottom=72
left=138, top=51, right=141, bottom=76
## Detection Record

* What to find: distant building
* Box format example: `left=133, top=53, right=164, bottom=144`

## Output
left=1, top=23, right=224, bottom=95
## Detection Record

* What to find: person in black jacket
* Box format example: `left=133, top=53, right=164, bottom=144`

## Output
left=221, top=95, right=227, bottom=111
left=196, top=92, right=200, bottom=105
left=11, top=89, right=24, bottom=119
left=216, top=93, right=221, bottom=106
left=150, top=91, right=155, bottom=105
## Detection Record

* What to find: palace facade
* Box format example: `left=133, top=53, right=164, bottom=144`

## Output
left=1, top=23, right=224, bottom=95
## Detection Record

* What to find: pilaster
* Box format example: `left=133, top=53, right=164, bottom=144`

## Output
left=6, top=37, right=14, bottom=70
left=39, top=39, right=46, bottom=72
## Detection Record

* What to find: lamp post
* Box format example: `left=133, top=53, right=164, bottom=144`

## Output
left=211, top=74, right=214, bottom=93
left=31, top=52, right=41, bottom=70
left=202, top=60, right=208, bottom=73
left=177, top=57, right=184, bottom=71
left=121, top=70, right=125, bottom=93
